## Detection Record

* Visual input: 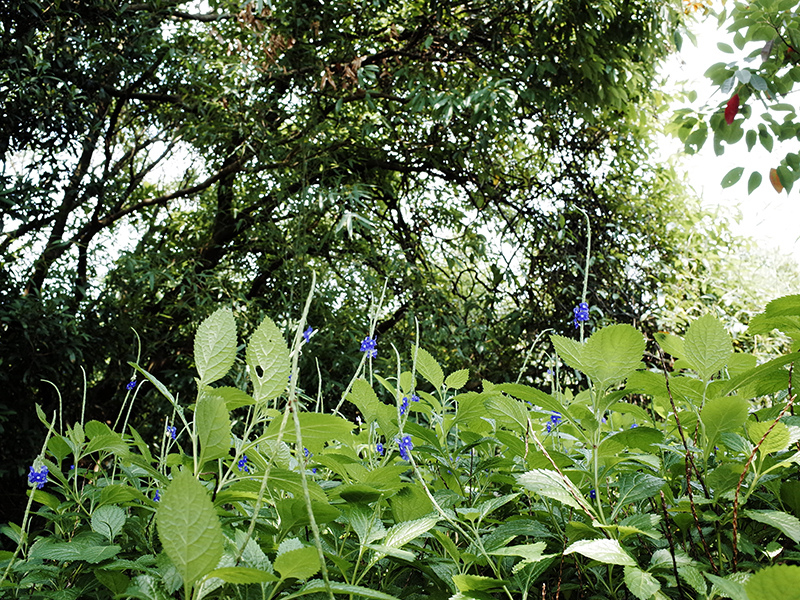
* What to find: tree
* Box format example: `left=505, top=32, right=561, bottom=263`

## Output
left=671, top=0, right=800, bottom=193
left=0, top=0, right=713, bottom=522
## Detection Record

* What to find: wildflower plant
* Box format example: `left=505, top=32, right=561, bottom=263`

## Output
left=4, top=290, right=800, bottom=600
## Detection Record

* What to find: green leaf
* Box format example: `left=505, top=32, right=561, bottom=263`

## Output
left=721, top=166, right=745, bottom=188
left=705, top=573, right=748, bottom=600
left=484, top=394, right=528, bottom=432
left=382, top=515, right=439, bottom=551
left=624, top=566, right=661, bottom=600
left=583, top=324, right=645, bottom=388
left=213, top=386, right=256, bottom=410
left=28, top=536, right=121, bottom=563
left=452, top=574, right=507, bottom=591
left=564, top=539, right=636, bottom=566
left=612, top=473, right=665, bottom=518
left=683, top=314, right=732, bottom=380
left=445, top=369, right=469, bottom=390
left=194, top=307, right=237, bottom=385
left=91, top=505, right=126, bottom=542
left=274, top=546, right=320, bottom=580
left=263, top=413, right=354, bottom=454
left=550, top=334, right=585, bottom=374
left=489, top=542, right=547, bottom=560
left=347, top=378, right=381, bottom=425
left=204, top=567, right=278, bottom=584
left=415, top=348, right=444, bottom=390
left=746, top=510, right=800, bottom=543
left=517, top=469, right=585, bottom=511
left=281, top=579, right=403, bottom=600
left=700, top=396, right=750, bottom=447
left=765, top=295, right=800, bottom=317
left=748, top=420, right=790, bottom=455
left=246, top=315, right=290, bottom=403
left=156, top=470, right=224, bottom=589
left=746, top=565, right=800, bottom=600
left=653, top=332, right=684, bottom=359
left=196, top=392, right=231, bottom=463
left=494, top=383, right=563, bottom=413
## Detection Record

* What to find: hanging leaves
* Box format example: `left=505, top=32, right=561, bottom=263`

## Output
left=724, top=94, right=740, bottom=125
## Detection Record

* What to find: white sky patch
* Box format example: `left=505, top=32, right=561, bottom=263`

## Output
left=660, top=13, right=800, bottom=262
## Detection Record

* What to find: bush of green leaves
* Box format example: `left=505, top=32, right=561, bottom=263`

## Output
left=4, top=291, right=800, bottom=600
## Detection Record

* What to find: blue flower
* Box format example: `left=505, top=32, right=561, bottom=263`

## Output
left=410, top=394, right=420, bottom=403
left=400, top=396, right=409, bottom=416
left=376, top=442, right=384, bottom=455
left=154, top=489, right=161, bottom=502
left=303, top=326, right=314, bottom=343
left=360, top=336, right=377, bottom=358
left=589, top=489, right=596, bottom=500
left=238, top=455, right=250, bottom=473
left=398, top=435, right=413, bottom=461
left=630, top=423, right=638, bottom=429
left=27, top=465, right=48, bottom=490
left=304, top=447, right=311, bottom=458
left=126, top=379, right=137, bottom=391
left=550, top=412, right=562, bottom=426
left=573, top=302, right=590, bottom=328
left=166, top=426, right=177, bottom=440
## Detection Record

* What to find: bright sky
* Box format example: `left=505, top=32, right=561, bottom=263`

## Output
left=663, top=12, right=800, bottom=263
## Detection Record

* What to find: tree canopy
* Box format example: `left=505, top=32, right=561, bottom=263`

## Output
left=0, top=0, right=737, bottom=519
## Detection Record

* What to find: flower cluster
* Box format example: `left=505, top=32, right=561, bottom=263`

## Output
left=399, top=394, right=420, bottom=416
left=573, top=302, right=589, bottom=328
left=546, top=412, right=562, bottom=433
left=376, top=442, right=384, bottom=456
left=360, top=336, right=377, bottom=358
left=303, top=326, right=314, bottom=343
left=28, top=465, right=49, bottom=490
left=238, top=455, right=250, bottom=473
left=397, top=435, right=413, bottom=461
left=589, top=489, right=596, bottom=500
left=166, top=425, right=177, bottom=440
left=126, top=379, right=137, bottom=391
left=153, top=490, right=161, bottom=502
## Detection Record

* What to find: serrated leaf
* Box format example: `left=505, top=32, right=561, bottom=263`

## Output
left=205, top=567, right=278, bottom=583
left=746, top=565, right=800, bottom=600
left=383, top=515, right=439, bottom=550
left=194, top=307, right=237, bottom=385
left=91, top=505, right=126, bottom=542
left=705, top=573, right=748, bottom=600
left=445, top=369, right=469, bottom=390
left=749, top=420, right=790, bottom=455
left=246, top=316, right=290, bottom=403
left=612, top=474, right=665, bottom=519
left=550, top=334, right=585, bottom=374
left=564, top=539, right=636, bottom=566
left=517, top=469, right=584, bottom=511
left=263, top=413, right=354, bottom=454
left=484, top=394, right=528, bottom=432
left=746, top=510, right=800, bottom=543
left=582, top=324, right=645, bottom=388
left=156, top=470, right=224, bottom=589
left=624, top=566, right=661, bottom=600
left=721, top=166, right=745, bottom=188
left=494, top=383, right=562, bottom=413
left=700, top=396, right=750, bottom=447
left=196, top=392, right=231, bottom=463
left=274, top=546, right=320, bottom=580
left=683, top=314, right=732, bottom=380
left=213, top=387, right=255, bottom=410
left=415, top=348, right=444, bottom=390
left=281, top=579, right=403, bottom=600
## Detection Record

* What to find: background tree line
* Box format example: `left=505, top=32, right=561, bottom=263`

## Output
left=0, top=0, right=762, bottom=523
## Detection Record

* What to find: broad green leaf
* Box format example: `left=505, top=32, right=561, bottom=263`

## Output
left=494, top=383, right=563, bottom=413
left=445, top=369, right=469, bottom=390
left=748, top=420, right=790, bottom=455
left=274, top=546, right=320, bottom=580
left=246, top=315, right=290, bottom=403
left=485, top=394, right=528, bottom=432
left=721, top=166, right=744, bottom=188
left=550, top=334, right=585, bottom=374
left=624, top=566, right=661, bottom=600
left=382, top=515, right=439, bottom=551
left=564, top=539, right=636, bottom=566
left=95, top=569, right=130, bottom=595
left=347, top=378, right=381, bottom=424
left=517, top=469, right=584, bottom=511
left=342, top=504, right=386, bottom=545
left=705, top=573, right=748, bottom=600
left=583, top=325, right=645, bottom=388
left=213, top=386, right=255, bottom=410
left=281, top=579, right=402, bottom=600
left=746, top=565, right=800, bottom=600
left=196, top=392, right=231, bottom=463
left=194, top=307, right=237, bottom=385
left=205, top=567, right=278, bottom=583
left=765, top=295, right=800, bottom=317
left=746, top=510, right=800, bottom=543
left=91, top=505, right=126, bottom=542
left=748, top=171, right=763, bottom=194
left=276, top=498, right=340, bottom=533
left=683, top=314, right=732, bottom=380
left=653, top=332, right=684, bottom=359
left=612, top=473, right=665, bottom=519
left=477, top=493, right=520, bottom=522
left=157, top=470, right=224, bottom=589
left=452, top=574, right=506, bottom=591
left=28, top=536, right=121, bottom=563
left=489, top=542, right=547, bottom=560
left=415, top=348, right=444, bottom=390
left=700, top=396, right=750, bottom=447
left=263, top=413, right=354, bottom=454
left=678, top=565, right=707, bottom=595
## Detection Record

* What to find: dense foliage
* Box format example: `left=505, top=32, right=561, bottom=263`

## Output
left=4, top=293, right=800, bottom=599
left=671, top=0, right=800, bottom=193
